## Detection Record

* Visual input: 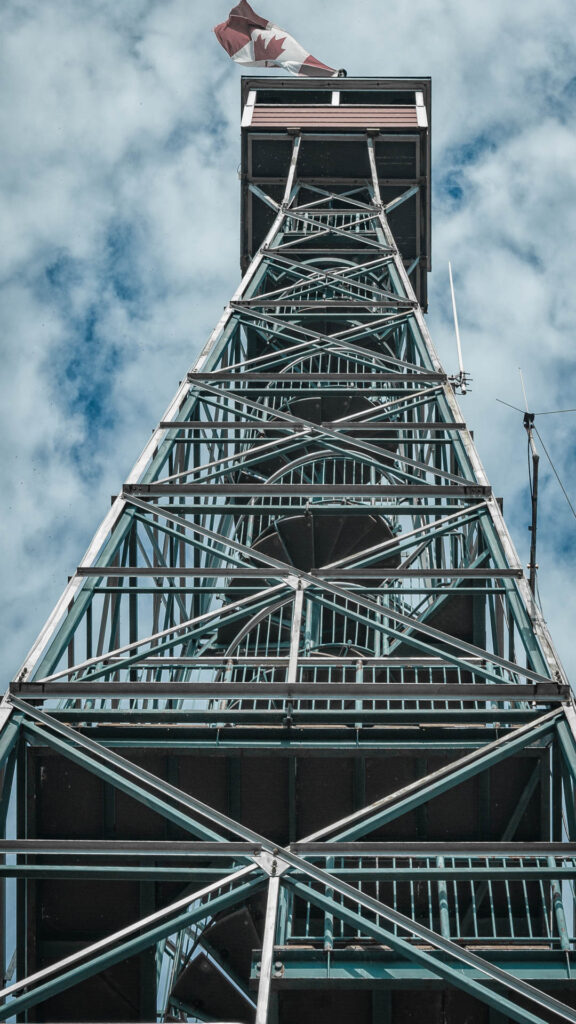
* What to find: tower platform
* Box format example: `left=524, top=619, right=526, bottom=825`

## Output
left=240, top=76, right=431, bottom=307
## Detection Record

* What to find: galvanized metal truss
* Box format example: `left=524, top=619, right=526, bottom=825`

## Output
left=1, top=700, right=576, bottom=1021
left=2, top=123, right=576, bottom=1023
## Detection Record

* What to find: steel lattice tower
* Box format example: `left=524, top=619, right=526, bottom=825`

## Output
left=1, top=76, right=576, bottom=1024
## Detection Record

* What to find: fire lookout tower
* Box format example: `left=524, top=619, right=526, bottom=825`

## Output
left=2, top=76, right=576, bottom=1024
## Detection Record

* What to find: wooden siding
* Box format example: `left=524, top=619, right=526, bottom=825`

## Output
left=250, top=104, right=420, bottom=129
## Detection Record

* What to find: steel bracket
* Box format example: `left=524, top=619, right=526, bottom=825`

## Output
left=285, top=574, right=310, bottom=592
left=253, top=851, right=290, bottom=877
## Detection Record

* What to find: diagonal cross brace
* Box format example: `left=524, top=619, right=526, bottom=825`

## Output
left=34, top=581, right=289, bottom=684
left=9, top=697, right=576, bottom=1024
left=186, top=376, right=464, bottom=484
left=301, top=708, right=560, bottom=842
left=231, top=301, right=414, bottom=367
left=120, top=492, right=556, bottom=689
left=21, top=719, right=226, bottom=843
left=308, top=589, right=551, bottom=688
left=0, top=867, right=263, bottom=1020
left=285, top=878, right=559, bottom=1024
left=281, top=864, right=576, bottom=1023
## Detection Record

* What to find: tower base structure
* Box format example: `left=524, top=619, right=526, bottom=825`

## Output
left=1, top=76, right=576, bottom=1024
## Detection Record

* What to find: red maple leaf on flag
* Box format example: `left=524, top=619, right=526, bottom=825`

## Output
left=253, top=31, right=286, bottom=62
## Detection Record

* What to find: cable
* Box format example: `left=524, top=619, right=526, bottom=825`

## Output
left=534, top=426, right=576, bottom=523
left=496, top=401, right=576, bottom=417
left=519, top=367, right=530, bottom=413
left=496, top=398, right=524, bottom=414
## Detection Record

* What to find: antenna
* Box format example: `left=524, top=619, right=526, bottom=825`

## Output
left=448, top=261, right=470, bottom=394
left=518, top=369, right=540, bottom=596
left=497, top=383, right=576, bottom=594
left=519, top=367, right=529, bottom=414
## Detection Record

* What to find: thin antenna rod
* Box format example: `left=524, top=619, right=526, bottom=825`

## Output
left=519, top=367, right=529, bottom=413
left=496, top=385, right=543, bottom=598
left=518, top=370, right=539, bottom=596
left=526, top=422, right=539, bottom=598
left=448, top=261, right=468, bottom=395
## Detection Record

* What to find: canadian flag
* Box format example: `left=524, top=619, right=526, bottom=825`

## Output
left=214, top=2, right=345, bottom=78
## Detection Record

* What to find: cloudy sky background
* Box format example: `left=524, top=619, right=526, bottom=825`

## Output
left=2, top=0, right=576, bottom=684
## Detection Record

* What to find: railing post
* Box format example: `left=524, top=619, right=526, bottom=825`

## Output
left=324, top=857, right=335, bottom=951
left=548, top=856, right=571, bottom=952
left=437, top=856, right=451, bottom=938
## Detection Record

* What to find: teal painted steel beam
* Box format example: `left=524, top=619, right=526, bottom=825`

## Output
left=558, top=719, right=576, bottom=782
left=15, top=681, right=561, bottom=703
left=125, top=481, right=491, bottom=498
left=0, top=716, right=20, bottom=768
left=256, top=875, right=281, bottom=1024
left=0, top=839, right=257, bottom=855
left=83, top=585, right=510, bottom=596
left=10, top=838, right=574, bottom=855
left=49, top=708, right=549, bottom=725
left=261, top=952, right=576, bottom=984
left=561, top=761, right=576, bottom=840
left=25, top=735, right=553, bottom=753
left=0, top=747, right=17, bottom=834
left=0, top=866, right=255, bottom=880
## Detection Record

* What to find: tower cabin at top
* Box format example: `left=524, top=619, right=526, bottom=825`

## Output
left=240, top=76, right=431, bottom=307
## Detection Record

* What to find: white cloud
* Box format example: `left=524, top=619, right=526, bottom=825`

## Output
left=2, top=0, right=576, bottom=683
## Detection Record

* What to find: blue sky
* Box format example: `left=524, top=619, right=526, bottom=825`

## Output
left=2, top=0, right=576, bottom=682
